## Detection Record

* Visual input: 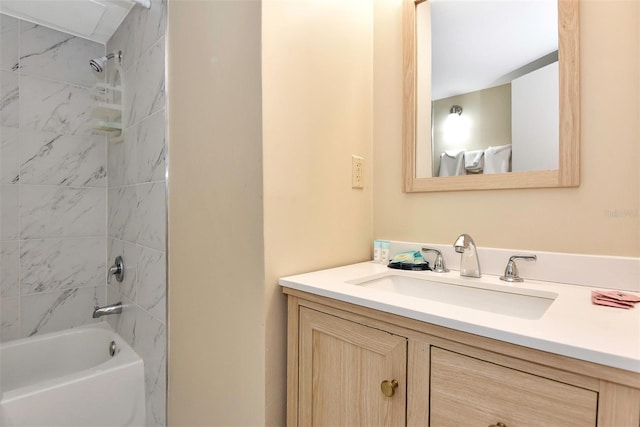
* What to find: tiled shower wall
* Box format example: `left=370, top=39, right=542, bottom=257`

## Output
left=105, top=1, right=167, bottom=426
left=0, top=14, right=107, bottom=341
left=1, top=4, right=167, bottom=425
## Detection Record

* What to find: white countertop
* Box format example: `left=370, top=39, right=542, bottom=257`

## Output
left=280, top=262, right=640, bottom=373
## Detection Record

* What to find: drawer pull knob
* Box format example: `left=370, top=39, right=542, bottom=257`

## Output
left=380, top=379, right=398, bottom=397
left=489, top=423, right=507, bottom=427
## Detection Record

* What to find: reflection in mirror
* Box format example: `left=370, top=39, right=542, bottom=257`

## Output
left=403, top=0, right=580, bottom=192
left=422, top=0, right=559, bottom=178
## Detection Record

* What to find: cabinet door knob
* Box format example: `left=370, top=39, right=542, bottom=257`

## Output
left=380, top=379, right=398, bottom=397
left=489, top=423, right=507, bottom=427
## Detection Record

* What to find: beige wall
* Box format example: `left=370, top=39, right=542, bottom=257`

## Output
left=167, top=1, right=266, bottom=425
left=374, top=0, right=640, bottom=257
left=262, top=0, right=374, bottom=423
left=167, top=0, right=637, bottom=424
left=168, top=0, right=374, bottom=424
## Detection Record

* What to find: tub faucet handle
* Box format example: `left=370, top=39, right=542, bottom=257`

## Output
left=500, top=255, right=537, bottom=283
left=109, top=256, right=125, bottom=283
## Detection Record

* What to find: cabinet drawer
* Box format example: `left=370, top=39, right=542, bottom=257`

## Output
left=430, top=347, right=598, bottom=426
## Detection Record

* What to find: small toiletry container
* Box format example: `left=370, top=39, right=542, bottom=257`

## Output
left=373, top=240, right=381, bottom=263
left=381, top=241, right=390, bottom=264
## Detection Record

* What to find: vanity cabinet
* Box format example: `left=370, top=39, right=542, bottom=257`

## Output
left=298, top=307, right=407, bottom=425
left=285, top=288, right=640, bottom=426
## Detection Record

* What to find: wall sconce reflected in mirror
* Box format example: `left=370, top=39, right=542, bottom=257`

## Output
left=449, top=105, right=463, bottom=116
left=444, top=104, right=470, bottom=145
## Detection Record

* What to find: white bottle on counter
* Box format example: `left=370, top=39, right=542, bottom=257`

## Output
left=373, top=240, right=381, bottom=263
left=380, top=241, right=390, bottom=264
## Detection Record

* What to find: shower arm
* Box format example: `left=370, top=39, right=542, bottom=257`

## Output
left=107, top=50, right=122, bottom=64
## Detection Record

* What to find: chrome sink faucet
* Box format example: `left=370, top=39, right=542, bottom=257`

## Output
left=453, top=234, right=481, bottom=278
left=421, top=248, right=449, bottom=273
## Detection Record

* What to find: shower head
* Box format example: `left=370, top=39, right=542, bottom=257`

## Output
left=89, top=51, right=122, bottom=73
left=89, top=56, right=108, bottom=73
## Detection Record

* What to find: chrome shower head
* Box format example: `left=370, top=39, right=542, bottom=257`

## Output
left=89, top=56, right=107, bottom=73
left=89, top=51, right=122, bottom=73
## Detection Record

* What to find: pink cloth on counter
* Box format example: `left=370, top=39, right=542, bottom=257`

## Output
left=591, top=290, right=640, bottom=309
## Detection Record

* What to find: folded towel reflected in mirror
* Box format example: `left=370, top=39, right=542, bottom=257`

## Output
left=483, top=144, right=512, bottom=174
left=438, top=149, right=465, bottom=176
left=464, top=149, right=484, bottom=173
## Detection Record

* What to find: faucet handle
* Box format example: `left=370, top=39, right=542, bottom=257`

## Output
left=109, top=256, right=125, bottom=283
left=500, top=255, right=537, bottom=283
left=421, top=248, right=449, bottom=273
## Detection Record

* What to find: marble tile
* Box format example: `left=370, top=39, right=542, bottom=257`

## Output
left=107, top=238, right=139, bottom=301
left=122, top=125, right=139, bottom=186
left=106, top=7, right=167, bottom=423
left=1, top=70, right=19, bottom=127
left=105, top=285, right=134, bottom=348
left=107, top=130, right=124, bottom=188
left=19, top=22, right=104, bottom=88
left=106, top=285, right=136, bottom=348
left=138, top=0, right=167, bottom=60
left=20, top=237, right=105, bottom=295
left=1, top=241, right=19, bottom=297
left=106, top=0, right=165, bottom=67
left=108, top=125, right=137, bottom=187
left=19, top=129, right=106, bottom=187
left=20, top=286, right=105, bottom=337
left=1, top=126, right=19, bottom=184
left=137, top=182, right=166, bottom=251
left=105, top=285, right=121, bottom=333
left=137, top=246, right=165, bottom=323
left=1, top=184, right=18, bottom=240
left=137, top=109, right=166, bottom=183
left=108, top=186, right=138, bottom=242
left=122, top=63, right=137, bottom=127
left=1, top=296, right=20, bottom=342
left=135, top=309, right=166, bottom=427
left=20, top=75, right=94, bottom=137
left=0, top=14, right=19, bottom=71
left=107, top=5, right=142, bottom=71
left=131, top=38, right=165, bottom=126
left=20, top=185, right=106, bottom=239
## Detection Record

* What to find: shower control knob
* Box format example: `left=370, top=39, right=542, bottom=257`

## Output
left=109, top=256, right=125, bottom=282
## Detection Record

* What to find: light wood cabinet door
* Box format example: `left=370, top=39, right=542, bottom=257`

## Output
left=430, top=347, right=599, bottom=427
left=298, top=307, right=407, bottom=426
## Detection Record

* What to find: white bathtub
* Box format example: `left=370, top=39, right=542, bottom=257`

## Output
left=0, top=322, right=146, bottom=426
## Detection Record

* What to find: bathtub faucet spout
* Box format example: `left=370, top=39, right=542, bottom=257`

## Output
left=93, top=302, right=122, bottom=318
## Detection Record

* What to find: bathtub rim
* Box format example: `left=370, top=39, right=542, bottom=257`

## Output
left=1, top=322, right=143, bottom=404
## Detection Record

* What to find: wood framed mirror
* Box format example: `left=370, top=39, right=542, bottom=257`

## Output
left=403, top=0, right=580, bottom=192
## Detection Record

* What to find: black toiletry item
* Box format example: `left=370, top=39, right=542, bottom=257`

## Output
left=387, top=261, right=431, bottom=271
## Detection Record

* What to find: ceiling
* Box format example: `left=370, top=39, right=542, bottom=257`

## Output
left=428, top=0, right=558, bottom=100
left=2, top=0, right=559, bottom=91
left=0, top=0, right=134, bottom=44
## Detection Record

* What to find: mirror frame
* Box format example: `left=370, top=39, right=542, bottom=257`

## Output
left=403, top=0, right=580, bottom=192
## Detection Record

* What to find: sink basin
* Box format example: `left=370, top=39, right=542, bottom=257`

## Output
left=347, top=273, right=557, bottom=320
